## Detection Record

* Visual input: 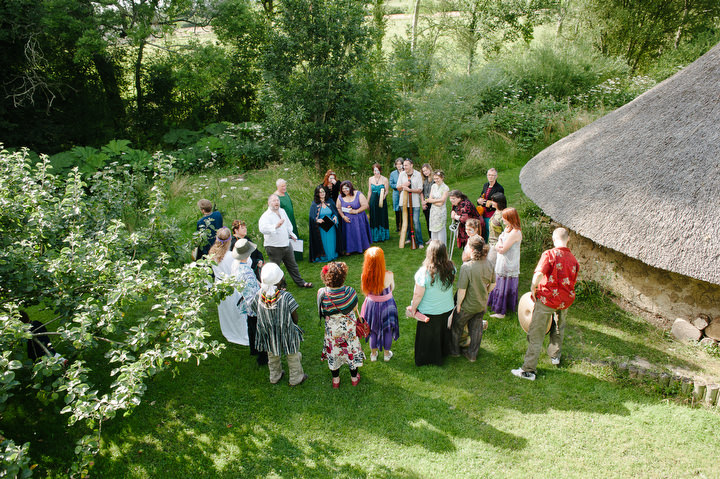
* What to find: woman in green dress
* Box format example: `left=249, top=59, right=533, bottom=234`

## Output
left=275, top=178, right=303, bottom=261
left=367, top=163, right=390, bottom=242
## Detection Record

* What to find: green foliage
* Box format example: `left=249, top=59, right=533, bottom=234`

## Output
left=584, top=0, right=720, bottom=73
left=48, top=140, right=154, bottom=178
left=261, top=0, right=393, bottom=170
left=0, top=146, right=236, bottom=474
left=387, top=36, right=439, bottom=93
left=165, top=122, right=275, bottom=174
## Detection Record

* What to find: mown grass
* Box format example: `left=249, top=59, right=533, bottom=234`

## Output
left=76, top=162, right=719, bottom=478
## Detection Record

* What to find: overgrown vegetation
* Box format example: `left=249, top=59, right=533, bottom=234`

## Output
left=3, top=1, right=720, bottom=476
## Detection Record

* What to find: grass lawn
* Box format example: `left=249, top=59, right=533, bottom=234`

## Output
left=70, top=161, right=719, bottom=478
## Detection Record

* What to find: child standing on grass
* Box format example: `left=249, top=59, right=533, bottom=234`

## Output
left=249, top=263, right=308, bottom=386
left=450, top=236, right=495, bottom=362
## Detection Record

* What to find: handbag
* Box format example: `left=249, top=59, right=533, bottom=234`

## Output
left=355, top=316, right=370, bottom=338
left=322, top=289, right=369, bottom=338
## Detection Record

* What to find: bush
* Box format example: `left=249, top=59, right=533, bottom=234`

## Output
left=504, top=41, right=628, bottom=101
left=165, top=122, right=275, bottom=174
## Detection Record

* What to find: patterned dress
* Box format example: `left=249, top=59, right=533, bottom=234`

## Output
left=428, top=183, right=449, bottom=233
left=368, top=183, right=390, bottom=242
left=318, top=286, right=365, bottom=370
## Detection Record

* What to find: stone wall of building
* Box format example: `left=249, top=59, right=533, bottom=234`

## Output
left=569, top=231, right=720, bottom=324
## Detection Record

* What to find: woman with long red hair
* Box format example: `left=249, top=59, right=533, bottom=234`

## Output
left=360, top=247, right=399, bottom=362
left=487, top=207, right=522, bottom=319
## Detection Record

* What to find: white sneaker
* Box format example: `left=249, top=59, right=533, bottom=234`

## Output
left=489, top=313, right=505, bottom=319
left=370, top=352, right=378, bottom=362
left=551, top=356, right=560, bottom=366
left=511, top=368, right=535, bottom=381
left=384, top=351, right=393, bottom=362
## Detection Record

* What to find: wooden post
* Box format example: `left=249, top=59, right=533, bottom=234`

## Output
left=680, top=377, right=693, bottom=396
left=704, top=384, right=719, bottom=406
left=692, top=381, right=706, bottom=402
left=399, top=191, right=408, bottom=248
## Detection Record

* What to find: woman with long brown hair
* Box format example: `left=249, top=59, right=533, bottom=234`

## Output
left=487, top=207, right=522, bottom=319
left=360, top=247, right=399, bottom=362
left=408, top=240, right=456, bottom=366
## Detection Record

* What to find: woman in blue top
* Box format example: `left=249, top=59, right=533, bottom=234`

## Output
left=408, top=240, right=456, bottom=366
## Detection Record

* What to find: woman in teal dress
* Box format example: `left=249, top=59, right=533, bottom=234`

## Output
left=309, top=185, right=343, bottom=262
left=275, top=178, right=303, bottom=261
left=367, top=163, right=390, bottom=242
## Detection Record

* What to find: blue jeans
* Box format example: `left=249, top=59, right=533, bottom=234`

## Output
left=406, top=207, right=424, bottom=246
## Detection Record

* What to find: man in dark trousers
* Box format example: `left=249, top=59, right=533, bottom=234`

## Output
left=512, top=228, right=579, bottom=381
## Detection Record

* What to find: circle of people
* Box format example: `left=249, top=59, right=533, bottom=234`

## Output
left=196, top=161, right=579, bottom=386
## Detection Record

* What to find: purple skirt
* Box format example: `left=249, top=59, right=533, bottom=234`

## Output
left=487, top=275, right=519, bottom=315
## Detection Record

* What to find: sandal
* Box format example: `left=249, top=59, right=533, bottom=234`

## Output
left=351, top=374, right=360, bottom=386
left=370, top=352, right=378, bottom=362
left=332, top=377, right=340, bottom=389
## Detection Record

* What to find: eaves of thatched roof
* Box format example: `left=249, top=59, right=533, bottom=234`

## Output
left=520, top=43, right=720, bottom=286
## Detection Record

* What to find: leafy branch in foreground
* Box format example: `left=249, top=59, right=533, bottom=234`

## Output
left=0, top=146, right=235, bottom=477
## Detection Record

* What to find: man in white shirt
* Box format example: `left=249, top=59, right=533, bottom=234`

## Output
left=396, top=158, right=425, bottom=248
left=258, top=194, right=312, bottom=288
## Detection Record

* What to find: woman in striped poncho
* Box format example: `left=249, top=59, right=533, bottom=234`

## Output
left=249, top=263, right=308, bottom=386
left=317, top=262, right=365, bottom=388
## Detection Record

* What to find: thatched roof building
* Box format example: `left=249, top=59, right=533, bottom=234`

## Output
left=520, top=43, right=720, bottom=288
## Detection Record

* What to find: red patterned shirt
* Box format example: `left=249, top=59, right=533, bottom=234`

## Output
left=535, top=247, right=579, bottom=310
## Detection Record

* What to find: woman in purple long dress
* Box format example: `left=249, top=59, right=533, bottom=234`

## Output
left=361, top=247, right=399, bottom=362
left=336, top=180, right=372, bottom=254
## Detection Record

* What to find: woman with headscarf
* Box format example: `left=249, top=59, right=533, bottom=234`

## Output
left=317, top=262, right=365, bottom=388
left=249, top=263, right=308, bottom=386
left=309, top=185, right=343, bottom=262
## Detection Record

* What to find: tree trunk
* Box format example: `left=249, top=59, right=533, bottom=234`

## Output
left=674, top=0, right=689, bottom=48
left=411, top=0, right=421, bottom=52
left=135, top=39, right=146, bottom=115
left=92, top=53, right=125, bottom=128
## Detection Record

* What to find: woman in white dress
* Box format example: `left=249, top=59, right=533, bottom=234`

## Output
left=424, top=170, right=450, bottom=245
left=209, top=226, right=248, bottom=345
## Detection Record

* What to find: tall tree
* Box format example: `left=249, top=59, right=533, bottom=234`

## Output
left=584, top=0, right=720, bottom=72
left=261, top=0, right=388, bottom=170
left=433, top=0, right=548, bottom=74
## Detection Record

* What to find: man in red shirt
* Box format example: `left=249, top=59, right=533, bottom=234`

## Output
left=512, top=228, right=579, bottom=381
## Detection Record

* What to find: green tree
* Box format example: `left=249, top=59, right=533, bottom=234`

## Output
left=0, top=146, right=234, bottom=475
left=432, top=0, right=549, bottom=74
left=579, top=0, right=720, bottom=72
left=261, top=0, right=387, bottom=170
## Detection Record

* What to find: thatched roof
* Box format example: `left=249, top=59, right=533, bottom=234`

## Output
left=520, top=43, right=720, bottom=286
